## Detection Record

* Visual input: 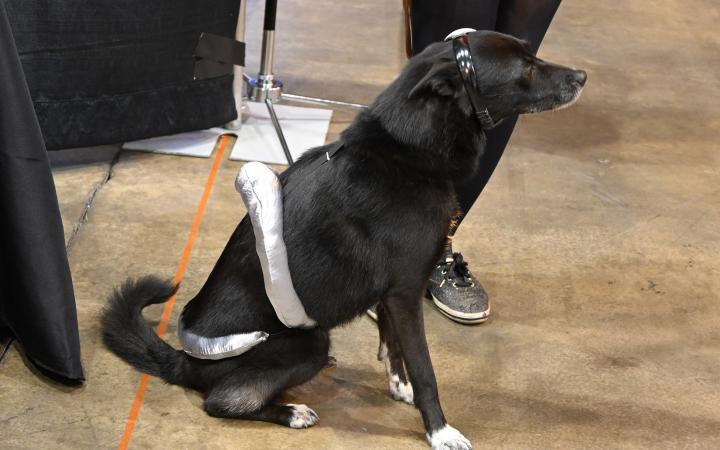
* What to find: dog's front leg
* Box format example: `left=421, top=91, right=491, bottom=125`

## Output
left=376, top=302, right=414, bottom=404
left=383, top=293, right=472, bottom=450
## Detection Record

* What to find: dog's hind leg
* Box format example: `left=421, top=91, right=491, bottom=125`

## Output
left=204, top=377, right=320, bottom=429
left=376, top=303, right=414, bottom=404
left=202, top=329, right=329, bottom=428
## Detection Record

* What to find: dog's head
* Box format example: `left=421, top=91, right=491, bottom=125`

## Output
left=409, top=30, right=586, bottom=122
left=367, top=30, right=585, bottom=178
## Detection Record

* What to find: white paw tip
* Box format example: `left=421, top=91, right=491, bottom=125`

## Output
left=286, top=404, right=319, bottom=429
left=389, top=375, right=414, bottom=404
left=427, top=424, right=472, bottom=450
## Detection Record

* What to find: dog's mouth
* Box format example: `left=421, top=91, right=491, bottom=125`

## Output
left=551, top=82, right=584, bottom=111
left=522, top=82, right=584, bottom=115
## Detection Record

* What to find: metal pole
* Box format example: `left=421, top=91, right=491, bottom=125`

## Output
left=259, top=0, right=277, bottom=76
left=265, top=98, right=293, bottom=165
left=246, top=0, right=291, bottom=164
left=249, top=0, right=281, bottom=102
left=282, top=93, right=367, bottom=110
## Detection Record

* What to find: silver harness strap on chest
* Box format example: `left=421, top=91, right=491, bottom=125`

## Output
left=178, top=161, right=316, bottom=360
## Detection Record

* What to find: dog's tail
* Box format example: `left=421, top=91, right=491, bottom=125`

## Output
left=101, top=276, right=186, bottom=386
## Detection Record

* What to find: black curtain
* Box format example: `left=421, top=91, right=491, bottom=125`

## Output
left=4, top=0, right=240, bottom=150
left=0, top=0, right=240, bottom=384
left=0, top=4, right=83, bottom=384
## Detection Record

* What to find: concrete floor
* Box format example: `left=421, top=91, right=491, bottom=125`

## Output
left=2, top=0, right=720, bottom=448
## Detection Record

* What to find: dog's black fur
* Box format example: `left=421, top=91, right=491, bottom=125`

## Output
left=102, top=31, right=585, bottom=446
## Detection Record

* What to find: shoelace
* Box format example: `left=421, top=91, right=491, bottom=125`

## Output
left=441, top=252, right=473, bottom=288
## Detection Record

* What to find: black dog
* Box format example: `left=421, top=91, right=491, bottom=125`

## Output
left=102, top=31, right=585, bottom=449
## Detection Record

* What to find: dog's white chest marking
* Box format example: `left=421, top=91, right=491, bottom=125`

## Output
left=427, top=424, right=473, bottom=450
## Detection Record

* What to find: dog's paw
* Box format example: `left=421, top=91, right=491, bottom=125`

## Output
left=286, top=404, right=319, bottom=429
left=389, top=374, right=414, bottom=404
left=325, top=355, right=338, bottom=368
left=427, top=424, right=472, bottom=450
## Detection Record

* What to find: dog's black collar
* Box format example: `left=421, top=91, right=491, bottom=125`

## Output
left=446, top=30, right=504, bottom=131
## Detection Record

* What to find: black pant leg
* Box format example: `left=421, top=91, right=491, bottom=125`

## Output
left=452, top=0, right=562, bottom=232
left=496, top=0, right=562, bottom=53
left=410, top=0, right=499, bottom=54
left=453, top=115, right=518, bottom=232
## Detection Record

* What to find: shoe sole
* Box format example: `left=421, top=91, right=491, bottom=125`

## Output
left=367, top=293, right=490, bottom=325
left=429, top=292, right=490, bottom=325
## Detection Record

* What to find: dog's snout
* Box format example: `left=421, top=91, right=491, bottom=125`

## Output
left=570, top=70, right=587, bottom=87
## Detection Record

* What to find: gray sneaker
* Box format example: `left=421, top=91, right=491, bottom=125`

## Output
left=427, top=250, right=490, bottom=324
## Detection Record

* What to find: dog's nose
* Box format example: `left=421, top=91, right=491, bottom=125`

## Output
left=571, top=70, right=587, bottom=87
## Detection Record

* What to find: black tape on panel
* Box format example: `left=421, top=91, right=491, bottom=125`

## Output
left=194, top=32, right=246, bottom=80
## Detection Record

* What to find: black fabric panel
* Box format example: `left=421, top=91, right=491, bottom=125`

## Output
left=33, top=76, right=236, bottom=150
left=0, top=4, right=84, bottom=383
left=194, top=60, right=234, bottom=80
left=4, top=0, right=240, bottom=150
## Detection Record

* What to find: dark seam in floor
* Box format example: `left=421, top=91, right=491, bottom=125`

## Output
left=65, top=148, right=123, bottom=251
left=0, top=337, right=13, bottom=365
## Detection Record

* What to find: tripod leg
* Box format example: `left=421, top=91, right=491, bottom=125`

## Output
left=265, top=98, right=293, bottom=166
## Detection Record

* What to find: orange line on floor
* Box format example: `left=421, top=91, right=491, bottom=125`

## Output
left=118, top=135, right=231, bottom=450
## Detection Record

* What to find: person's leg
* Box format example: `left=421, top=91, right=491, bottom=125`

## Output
left=410, top=0, right=499, bottom=55
left=453, top=0, right=562, bottom=229
left=424, top=0, right=563, bottom=324
left=496, top=0, right=562, bottom=54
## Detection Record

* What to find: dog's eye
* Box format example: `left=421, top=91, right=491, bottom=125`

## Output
left=515, top=64, right=535, bottom=88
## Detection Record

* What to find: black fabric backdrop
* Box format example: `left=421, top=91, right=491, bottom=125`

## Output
left=0, top=4, right=83, bottom=383
left=0, top=0, right=239, bottom=384
left=4, top=0, right=240, bottom=150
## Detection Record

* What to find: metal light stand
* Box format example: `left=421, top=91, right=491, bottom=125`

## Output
left=243, top=0, right=366, bottom=166
left=245, top=0, right=295, bottom=165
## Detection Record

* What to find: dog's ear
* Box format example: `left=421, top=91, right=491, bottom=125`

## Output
left=408, top=61, right=458, bottom=99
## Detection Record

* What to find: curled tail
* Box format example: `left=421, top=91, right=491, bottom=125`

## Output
left=101, top=276, right=186, bottom=385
